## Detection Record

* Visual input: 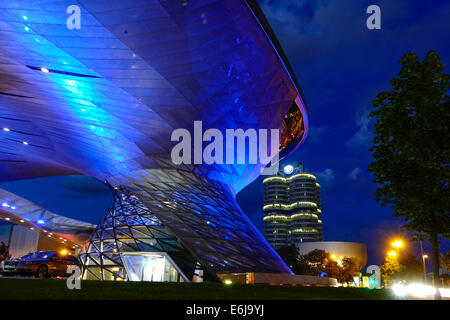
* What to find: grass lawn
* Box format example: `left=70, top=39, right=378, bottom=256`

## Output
left=0, top=278, right=395, bottom=300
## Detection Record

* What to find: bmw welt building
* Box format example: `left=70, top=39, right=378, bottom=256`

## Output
left=0, top=0, right=308, bottom=282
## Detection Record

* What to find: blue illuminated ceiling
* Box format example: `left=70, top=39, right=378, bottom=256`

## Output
left=0, top=187, right=95, bottom=246
left=0, top=0, right=307, bottom=191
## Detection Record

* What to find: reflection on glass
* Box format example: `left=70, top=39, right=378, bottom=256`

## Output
left=279, top=102, right=305, bottom=158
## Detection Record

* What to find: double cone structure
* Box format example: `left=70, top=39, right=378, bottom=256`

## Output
left=0, top=0, right=308, bottom=280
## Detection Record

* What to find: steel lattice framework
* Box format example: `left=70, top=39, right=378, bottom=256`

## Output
left=80, top=187, right=198, bottom=281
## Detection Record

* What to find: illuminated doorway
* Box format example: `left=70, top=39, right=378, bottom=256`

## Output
left=121, top=252, right=187, bottom=282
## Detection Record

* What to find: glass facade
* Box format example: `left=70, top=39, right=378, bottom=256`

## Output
left=81, top=180, right=293, bottom=281
left=80, top=187, right=196, bottom=281
left=263, top=162, right=323, bottom=248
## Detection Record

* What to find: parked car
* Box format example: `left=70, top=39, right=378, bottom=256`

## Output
left=1, top=251, right=81, bottom=278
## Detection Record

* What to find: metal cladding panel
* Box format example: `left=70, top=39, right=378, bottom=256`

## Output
left=0, top=188, right=96, bottom=235
left=109, top=171, right=292, bottom=274
left=0, top=0, right=307, bottom=274
left=0, top=0, right=307, bottom=189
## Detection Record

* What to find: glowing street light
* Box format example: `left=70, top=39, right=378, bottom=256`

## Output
left=387, top=251, right=396, bottom=257
left=330, top=253, right=337, bottom=260
left=422, top=254, right=429, bottom=281
left=391, top=240, right=403, bottom=258
left=391, top=240, right=403, bottom=249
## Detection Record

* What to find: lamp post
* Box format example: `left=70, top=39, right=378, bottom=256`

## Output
left=422, top=254, right=428, bottom=282
left=387, top=250, right=397, bottom=263
left=391, top=240, right=403, bottom=260
left=387, top=251, right=396, bottom=258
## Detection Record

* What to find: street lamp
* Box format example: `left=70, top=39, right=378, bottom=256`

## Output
left=387, top=251, right=396, bottom=257
left=391, top=240, right=403, bottom=258
left=391, top=240, right=403, bottom=249
left=422, top=254, right=428, bottom=282
left=330, top=253, right=337, bottom=260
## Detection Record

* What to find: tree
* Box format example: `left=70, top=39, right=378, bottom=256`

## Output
left=380, top=254, right=401, bottom=284
left=337, top=257, right=360, bottom=283
left=292, top=249, right=362, bottom=283
left=323, top=259, right=340, bottom=279
left=397, top=251, right=423, bottom=281
left=0, top=242, right=10, bottom=262
left=368, top=50, right=450, bottom=285
left=441, top=251, right=450, bottom=272
left=298, top=249, right=328, bottom=276
left=276, top=247, right=332, bottom=275
left=275, top=245, right=299, bottom=270
left=380, top=250, right=422, bottom=284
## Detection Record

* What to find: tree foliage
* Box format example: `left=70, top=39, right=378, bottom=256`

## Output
left=336, top=257, right=360, bottom=283
left=368, top=50, right=450, bottom=281
left=275, top=245, right=299, bottom=270
left=276, top=247, right=360, bottom=282
left=397, top=251, right=423, bottom=281
left=441, top=251, right=450, bottom=272
left=380, top=250, right=422, bottom=283
left=0, top=242, right=10, bottom=262
left=297, top=249, right=328, bottom=276
left=380, top=255, right=401, bottom=282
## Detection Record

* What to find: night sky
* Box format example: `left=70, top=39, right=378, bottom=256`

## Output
left=238, top=0, right=450, bottom=266
left=1, top=0, right=449, bottom=267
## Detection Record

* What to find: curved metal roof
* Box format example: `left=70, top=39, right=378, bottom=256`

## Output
left=0, top=0, right=307, bottom=192
left=0, top=188, right=96, bottom=246
left=244, top=0, right=306, bottom=103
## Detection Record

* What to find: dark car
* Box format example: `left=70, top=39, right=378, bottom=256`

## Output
left=1, top=251, right=81, bottom=278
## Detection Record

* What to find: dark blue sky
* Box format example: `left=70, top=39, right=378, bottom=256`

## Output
left=239, top=0, right=450, bottom=265
left=1, top=0, right=449, bottom=267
